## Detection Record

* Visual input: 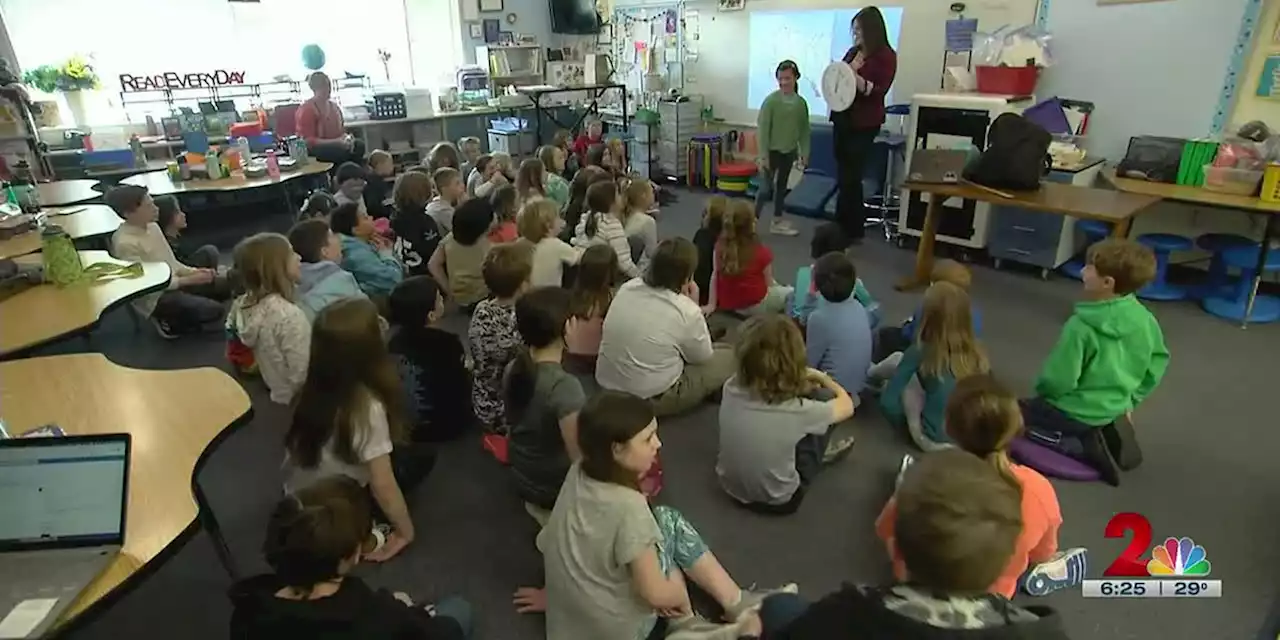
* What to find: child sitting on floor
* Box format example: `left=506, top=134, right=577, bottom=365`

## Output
left=561, top=166, right=608, bottom=243
left=330, top=202, right=403, bottom=298
left=876, top=374, right=1083, bottom=600
left=878, top=259, right=980, bottom=359
left=788, top=222, right=879, bottom=328
left=717, top=315, right=856, bottom=515
left=760, top=450, right=1072, bottom=639
left=571, top=116, right=605, bottom=167
left=564, top=244, right=617, bottom=375
left=572, top=180, right=640, bottom=279
left=521, top=198, right=581, bottom=288
left=515, top=157, right=548, bottom=203
left=225, top=233, right=310, bottom=404
left=488, top=184, right=519, bottom=243
left=229, top=475, right=471, bottom=640
left=286, top=297, right=437, bottom=563
left=467, top=241, right=535, bottom=457
left=506, top=286, right=585, bottom=520
left=475, top=152, right=513, bottom=200
left=300, top=191, right=338, bottom=221
left=703, top=200, right=792, bottom=316
left=538, top=145, right=571, bottom=209
left=692, top=195, right=730, bottom=307
left=107, top=184, right=227, bottom=338
left=457, top=136, right=482, bottom=177
left=805, top=252, right=874, bottom=396
left=552, top=129, right=578, bottom=177
left=333, top=162, right=369, bottom=217
left=289, top=218, right=369, bottom=322
left=1022, top=238, right=1168, bottom=486
left=363, top=150, right=394, bottom=219
left=388, top=275, right=474, bottom=443
left=427, top=198, right=493, bottom=311
left=155, top=195, right=219, bottom=269
left=465, top=154, right=492, bottom=198
left=390, top=171, right=441, bottom=277
left=870, top=281, right=989, bottom=452
left=427, top=168, right=465, bottom=234
left=621, top=180, right=657, bottom=272
left=426, top=142, right=461, bottom=173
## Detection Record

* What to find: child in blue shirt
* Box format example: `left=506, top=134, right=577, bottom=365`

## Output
left=788, top=223, right=879, bottom=328
left=805, top=252, right=873, bottom=396
left=330, top=202, right=404, bottom=298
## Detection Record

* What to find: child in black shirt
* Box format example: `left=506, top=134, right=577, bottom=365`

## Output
left=387, top=275, right=474, bottom=442
left=229, top=476, right=471, bottom=640
left=391, top=171, right=442, bottom=277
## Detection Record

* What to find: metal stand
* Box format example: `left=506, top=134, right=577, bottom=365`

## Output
left=520, top=83, right=627, bottom=144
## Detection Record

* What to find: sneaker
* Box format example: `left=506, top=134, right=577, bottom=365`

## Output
left=1023, top=548, right=1089, bottom=597
left=151, top=317, right=178, bottom=340
left=822, top=436, right=855, bottom=465
left=725, top=583, right=799, bottom=622
left=770, top=219, right=800, bottom=236
left=364, top=523, right=392, bottom=555
left=895, top=454, right=914, bottom=489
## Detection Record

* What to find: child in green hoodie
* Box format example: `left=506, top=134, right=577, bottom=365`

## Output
left=1021, top=239, right=1169, bottom=486
left=755, top=59, right=811, bottom=237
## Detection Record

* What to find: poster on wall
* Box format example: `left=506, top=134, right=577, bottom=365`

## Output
left=1256, top=55, right=1280, bottom=99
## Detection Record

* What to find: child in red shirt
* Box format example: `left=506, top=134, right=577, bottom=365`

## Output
left=571, top=117, right=604, bottom=167
left=875, top=374, right=1085, bottom=599
left=703, top=201, right=792, bottom=315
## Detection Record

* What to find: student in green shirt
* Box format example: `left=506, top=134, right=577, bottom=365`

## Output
left=755, top=59, right=812, bottom=237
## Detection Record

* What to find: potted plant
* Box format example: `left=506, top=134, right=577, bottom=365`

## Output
left=22, top=55, right=100, bottom=127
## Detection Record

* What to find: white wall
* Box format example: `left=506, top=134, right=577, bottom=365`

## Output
left=458, top=0, right=555, bottom=64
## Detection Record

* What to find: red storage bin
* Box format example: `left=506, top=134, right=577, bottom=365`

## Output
left=975, top=65, right=1040, bottom=95
left=229, top=121, right=264, bottom=138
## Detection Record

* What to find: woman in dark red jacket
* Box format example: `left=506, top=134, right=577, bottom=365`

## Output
left=830, top=7, right=897, bottom=241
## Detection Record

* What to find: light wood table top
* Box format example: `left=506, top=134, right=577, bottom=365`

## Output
left=0, top=205, right=123, bottom=260
left=120, top=161, right=333, bottom=196
left=0, top=353, right=252, bottom=624
left=1104, top=169, right=1280, bottom=214
left=903, top=180, right=1163, bottom=225
left=37, top=179, right=104, bottom=206
left=84, top=159, right=170, bottom=179
left=0, top=251, right=170, bottom=357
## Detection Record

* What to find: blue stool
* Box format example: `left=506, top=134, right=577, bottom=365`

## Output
left=1060, top=219, right=1113, bottom=280
left=1192, top=233, right=1253, bottom=300
left=1137, top=233, right=1193, bottom=301
left=1202, top=244, right=1280, bottom=323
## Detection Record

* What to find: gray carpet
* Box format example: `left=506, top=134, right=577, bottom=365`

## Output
left=51, top=191, right=1280, bottom=640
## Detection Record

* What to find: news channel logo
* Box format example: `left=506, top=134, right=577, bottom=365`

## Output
left=1082, top=512, right=1220, bottom=598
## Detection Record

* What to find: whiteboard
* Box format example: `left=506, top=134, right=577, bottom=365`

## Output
left=686, top=0, right=1038, bottom=126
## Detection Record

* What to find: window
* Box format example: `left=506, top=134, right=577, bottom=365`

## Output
left=0, top=0, right=458, bottom=125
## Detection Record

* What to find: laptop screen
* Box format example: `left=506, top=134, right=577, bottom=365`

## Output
left=0, top=438, right=128, bottom=548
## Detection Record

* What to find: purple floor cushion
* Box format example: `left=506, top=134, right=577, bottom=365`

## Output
left=1009, top=436, right=1101, bottom=481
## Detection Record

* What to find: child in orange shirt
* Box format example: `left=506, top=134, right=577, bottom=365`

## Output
left=875, top=374, right=1085, bottom=599
left=488, top=184, right=519, bottom=243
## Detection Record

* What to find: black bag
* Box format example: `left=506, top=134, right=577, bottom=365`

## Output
left=963, top=112, right=1051, bottom=190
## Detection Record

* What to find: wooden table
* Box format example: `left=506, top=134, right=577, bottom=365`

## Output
left=0, top=205, right=122, bottom=260
left=898, top=180, right=1162, bottom=291
left=120, top=161, right=332, bottom=213
left=0, top=353, right=252, bottom=629
left=37, top=179, right=104, bottom=206
left=1106, top=170, right=1280, bottom=326
left=84, top=159, right=170, bottom=181
left=0, top=251, right=170, bottom=357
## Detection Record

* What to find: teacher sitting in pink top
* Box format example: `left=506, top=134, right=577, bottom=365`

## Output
left=296, top=71, right=365, bottom=164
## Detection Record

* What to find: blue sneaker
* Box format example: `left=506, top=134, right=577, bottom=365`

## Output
left=1023, top=548, right=1088, bottom=597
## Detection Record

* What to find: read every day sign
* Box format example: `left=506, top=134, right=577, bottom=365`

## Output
left=119, top=70, right=247, bottom=92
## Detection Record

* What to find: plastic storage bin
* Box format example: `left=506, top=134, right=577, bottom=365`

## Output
left=975, top=65, right=1039, bottom=95
left=1202, top=164, right=1263, bottom=196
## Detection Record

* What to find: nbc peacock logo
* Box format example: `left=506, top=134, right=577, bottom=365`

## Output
left=1146, top=536, right=1211, bottom=577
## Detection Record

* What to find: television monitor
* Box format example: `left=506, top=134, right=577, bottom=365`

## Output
left=549, top=0, right=600, bottom=35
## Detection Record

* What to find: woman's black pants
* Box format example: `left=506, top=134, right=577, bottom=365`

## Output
left=833, top=123, right=879, bottom=239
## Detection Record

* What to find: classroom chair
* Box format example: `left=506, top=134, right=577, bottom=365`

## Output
left=864, top=104, right=910, bottom=242
left=1192, top=233, right=1253, bottom=300
left=1059, top=219, right=1112, bottom=279
left=1137, top=233, right=1193, bottom=301
left=1202, top=243, right=1280, bottom=324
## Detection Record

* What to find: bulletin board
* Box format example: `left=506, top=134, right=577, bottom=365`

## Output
left=611, top=3, right=688, bottom=99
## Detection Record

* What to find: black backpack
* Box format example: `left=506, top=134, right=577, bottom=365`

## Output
left=963, top=112, right=1052, bottom=191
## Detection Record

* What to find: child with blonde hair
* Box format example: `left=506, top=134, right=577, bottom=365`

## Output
left=225, top=233, right=311, bottom=404
left=285, top=298, right=436, bottom=564
left=703, top=200, right=792, bottom=315
left=457, top=136, right=482, bottom=176
left=488, top=184, right=519, bottom=243
left=879, top=258, right=982, bottom=359
left=564, top=244, right=618, bottom=374
left=571, top=180, right=640, bottom=279
left=870, top=281, right=989, bottom=451
left=691, top=196, right=730, bottom=306
left=621, top=180, right=657, bottom=272
left=520, top=197, right=581, bottom=287
left=876, top=374, right=1082, bottom=599
left=717, top=315, right=856, bottom=514
left=538, top=145, right=571, bottom=208
left=515, top=158, right=548, bottom=203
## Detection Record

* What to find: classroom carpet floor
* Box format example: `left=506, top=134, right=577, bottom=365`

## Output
left=49, top=190, right=1280, bottom=640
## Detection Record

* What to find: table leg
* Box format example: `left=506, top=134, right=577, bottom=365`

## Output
left=195, top=482, right=240, bottom=580
left=1241, top=214, right=1277, bottom=329
left=895, top=192, right=941, bottom=291
left=1111, top=217, right=1133, bottom=239
left=622, top=89, right=629, bottom=133
left=279, top=184, right=293, bottom=217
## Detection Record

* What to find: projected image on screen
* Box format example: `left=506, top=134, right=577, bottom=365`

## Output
left=747, top=7, right=904, bottom=116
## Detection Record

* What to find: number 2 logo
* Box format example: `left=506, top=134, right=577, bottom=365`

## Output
left=1103, top=512, right=1153, bottom=577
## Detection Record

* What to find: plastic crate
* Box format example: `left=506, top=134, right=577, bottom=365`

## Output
left=975, top=65, right=1039, bottom=95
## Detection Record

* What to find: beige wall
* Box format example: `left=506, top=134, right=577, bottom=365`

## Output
left=1231, top=0, right=1280, bottom=127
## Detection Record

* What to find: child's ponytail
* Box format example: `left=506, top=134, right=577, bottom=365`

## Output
left=943, top=374, right=1024, bottom=496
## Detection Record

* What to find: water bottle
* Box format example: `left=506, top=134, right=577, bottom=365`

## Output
left=205, top=148, right=221, bottom=179
left=265, top=149, right=280, bottom=179
left=11, top=160, right=40, bottom=214
left=128, top=134, right=147, bottom=169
